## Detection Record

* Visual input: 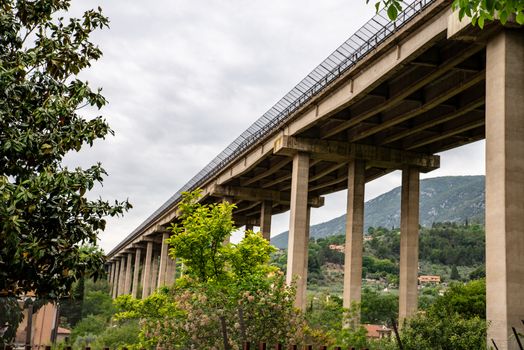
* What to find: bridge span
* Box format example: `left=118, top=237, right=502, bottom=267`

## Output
left=106, top=0, right=524, bottom=348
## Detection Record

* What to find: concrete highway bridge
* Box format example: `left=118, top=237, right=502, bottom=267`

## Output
left=106, top=0, right=524, bottom=348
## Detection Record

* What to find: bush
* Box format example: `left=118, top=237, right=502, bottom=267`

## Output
left=70, top=314, right=107, bottom=344
left=91, top=320, right=140, bottom=349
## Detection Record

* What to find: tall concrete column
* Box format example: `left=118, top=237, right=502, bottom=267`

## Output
left=110, top=261, right=118, bottom=298
left=117, top=255, right=126, bottom=296
left=150, top=253, right=159, bottom=294
left=132, top=248, right=142, bottom=298
left=107, top=263, right=112, bottom=282
left=343, top=159, right=366, bottom=311
left=112, top=260, right=119, bottom=298
left=299, top=206, right=311, bottom=307
left=486, top=29, right=524, bottom=350
left=141, top=241, right=153, bottom=299
left=286, top=151, right=310, bottom=310
left=165, top=255, right=176, bottom=286
left=260, top=200, right=272, bottom=241
left=222, top=197, right=234, bottom=244
left=109, top=262, right=115, bottom=287
left=124, top=252, right=133, bottom=294
left=157, top=232, right=169, bottom=287
left=398, top=166, right=420, bottom=324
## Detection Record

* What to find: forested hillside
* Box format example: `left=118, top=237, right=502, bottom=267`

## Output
left=271, top=175, right=485, bottom=249
left=271, top=222, right=486, bottom=288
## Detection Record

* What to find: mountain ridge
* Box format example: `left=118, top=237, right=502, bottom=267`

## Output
left=270, top=175, right=485, bottom=249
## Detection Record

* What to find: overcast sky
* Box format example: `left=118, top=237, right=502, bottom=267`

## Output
left=64, top=0, right=485, bottom=253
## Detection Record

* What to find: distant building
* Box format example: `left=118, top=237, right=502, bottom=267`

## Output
left=418, top=275, right=441, bottom=284
left=56, top=327, right=71, bottom=343
left=364, top=324, right=392, bottom=339
left=14, top=300, right=59, bottom=348
left=328, top=244, right=345, bottom=252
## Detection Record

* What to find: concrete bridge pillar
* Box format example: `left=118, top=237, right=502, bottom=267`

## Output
left=142, top=241, right=153, bottom=299
left=124, top=252, right=133, bottom=294
left=111, top=259, right=119, bottom=298
left=286, top=151, right=310, bottom=311
left=108, top=261, right=114, bottom=286
left=165, top=254, right=176, bottom=286
left=107, top=263, right=112, bottom=282
left=486, top=29, right=524, bottom=350
left=399, top=166, right=420, bottom=325
left=132, top=248, right=142, bottom=298
left=343, top=159, right=366, bottom=315
left=222, top=196, right=234, bottom=244
left=110, top=261, right=117, bottom=298
left=157, top=232, right=169, bottom=287
left=117, top=255, right=126, bottom=296
left=151, top=251, right=159, bottom=293
left=260, top=200, right=272, bottom=240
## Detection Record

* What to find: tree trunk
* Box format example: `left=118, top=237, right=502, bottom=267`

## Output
left=220, top=316, right=229, bottom=350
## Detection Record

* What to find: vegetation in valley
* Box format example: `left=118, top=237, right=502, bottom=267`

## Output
left=54, top=190, right=489, bottom=350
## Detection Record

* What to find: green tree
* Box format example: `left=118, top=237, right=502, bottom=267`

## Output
left=360, top=288, right=398, bottom=325
left=115, top=191, right=327, bottom=349
left=396, top=313, right=487, bottom=350
left=450, top=265, right=461, bottom=280
left=379, top=279, right=488, bottom=350
left=431, top=279, right=486, bottom=319
left=371, top=0, right=524, bottom=26
left=70, top=314, right=107, bottom=344
left=59, top=276, right=85, bottom=328
left=0, top=0, right=130, bottom=299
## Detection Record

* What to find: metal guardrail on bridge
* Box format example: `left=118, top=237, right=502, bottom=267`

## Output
left=110, top=0, right=438, bottom=255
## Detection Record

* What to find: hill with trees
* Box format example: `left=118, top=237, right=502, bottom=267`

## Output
left=271, top=175, right=485, bottom=249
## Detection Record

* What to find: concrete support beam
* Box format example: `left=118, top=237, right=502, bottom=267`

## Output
left=485, top=29, right=524, bottom=350
left=232, top=215, right=259, bottom=228
left=124, top=252, right=133, bottom=295
left=165, top=254, right=176, bottom=286
left=286, top=152, right=310, bottom=311
left=260, top=200, right=272, bottom=241
left=319, top=43, right=484, bottom=139
left=399, top=167, right=420, bottom=324
left=151, top=253, right=159, bottom=294
left=300, top=206, right=311, bottom=308
left=110, top=261, right=118, bottom=299
left=107, top=264, right=112, bottom=282
left=109, top=262, right=114, bottom=287
left=157, top=232, right=169, bottom=287
left=117, top=256, right=126, bottom=296
left=211, top=185, right=324, bottom=208
left=141, top=241, right=153, bottom=299
left=132, top=248, right=142, bottom=298
left=343, top=159, right=366, bottom=313
left=274, top=136, right=440, bottom=172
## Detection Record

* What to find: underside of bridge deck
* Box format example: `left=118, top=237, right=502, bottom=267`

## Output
left=215, top=35, right=486, bottom=222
